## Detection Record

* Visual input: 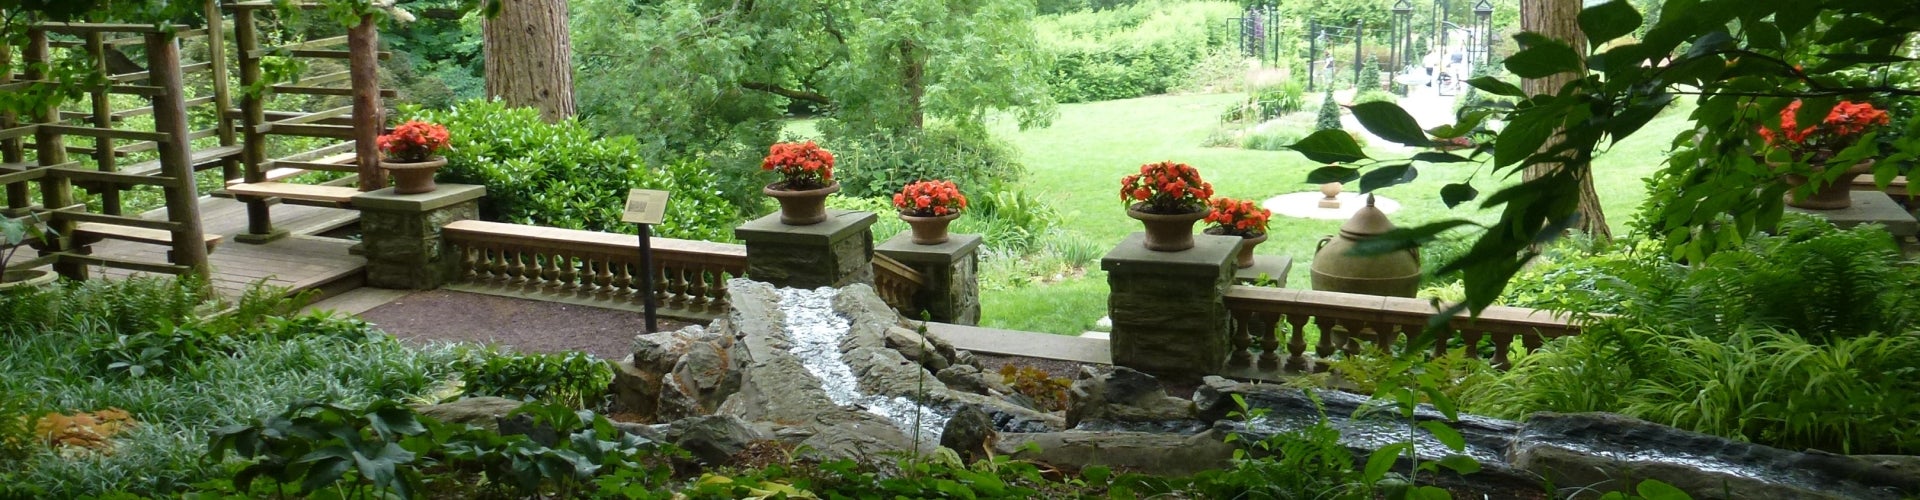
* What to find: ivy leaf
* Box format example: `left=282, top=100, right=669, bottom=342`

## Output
left=1306, top=166, right=1362, bottom=184
left=1349, top=102, right=1430, bottom=147
left=1578, top=1, right=1642, bottom=48
left=1504, top=40, right=1583, bottom=79
left=1286, top=129, right=1370, bottom=164
left=1440, top=183, right=1480, bottom=208
left=1358, top=164, right=1417, bottom=193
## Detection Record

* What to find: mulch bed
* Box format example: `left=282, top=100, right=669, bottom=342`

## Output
left=358, top=290, right=696, bottom=360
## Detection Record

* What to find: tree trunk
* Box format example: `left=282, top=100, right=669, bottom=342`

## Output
left=900, top=40, right=924, bottom=130
left=1520, top=0, right=1610, bottom=241
left=483, top=0, right=575, bottom=122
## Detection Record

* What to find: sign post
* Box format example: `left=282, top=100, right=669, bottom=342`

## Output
left=622, top=189, right=670, bottom=333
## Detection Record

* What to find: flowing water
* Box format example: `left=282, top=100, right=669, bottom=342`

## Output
left=778, top=287, right=950, bottom=444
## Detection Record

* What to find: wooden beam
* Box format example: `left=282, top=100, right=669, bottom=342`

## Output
left=267, top=85, right=397, bottom=98
left=40, top=125, right=171, bottom=142
left=61, top=254, right=194, bottom=275
left=48, top=209, right=183, bottom=231
left=349, top=16, right=384, bottom=191
left=261, top=123, right=356, bottom=139
left=49, top=168, right=176, bottom=187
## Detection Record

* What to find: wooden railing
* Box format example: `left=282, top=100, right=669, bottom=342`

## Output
left=1224, top=286, right=1580, bottom=372
left=871, top=254, right=925, bottom=317
left=443, top=221, right=747, bottom=315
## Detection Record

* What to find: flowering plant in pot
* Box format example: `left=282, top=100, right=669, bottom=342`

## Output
left=761, top=140, right=838, bottom=225
left=893, top=180, right=967, bottom=245
left=1758, top=100, right=1891, bottom=209
left=1119, top=161, right=1213, bottom=251
left=1203, top=197, right=1271, bottom=268
left=378, top=120, right=452, bottom=194
left=0, top=213, right=55, bottom=290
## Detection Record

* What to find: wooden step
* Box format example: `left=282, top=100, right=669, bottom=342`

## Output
left=119, top=144, right=243, bottom=177
left=74, top=222, right=223, bottom=250
left=227, top=182, right=360, bottom=207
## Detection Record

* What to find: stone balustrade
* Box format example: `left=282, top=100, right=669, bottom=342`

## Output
left=442, top=220, right=747, bottom=315
left=1223, top=285, right=1581, bottom=372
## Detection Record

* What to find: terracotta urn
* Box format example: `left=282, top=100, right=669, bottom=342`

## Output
left=1782, top=159, right=1875, bottom=210
left=764, top=181, right=840, bottom=225
left=0, top=269, right=56, bottom=293
left=901, top=212, right=960, bottom=245
left=1206, top=227, right=1267, bottom=268
left=1310, top=195, right=1421, bottom=297
left=1318, top=182, right=1343, bottom=209
left=1127, top=203, right=1207, bottom=252
left=382, top=157, right=447, bottom=195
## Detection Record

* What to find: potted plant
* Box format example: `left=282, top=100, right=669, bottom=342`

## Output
left=761, top=140, right=838, bottom=225
left=893, top=180, right=967, bottom=245
left=1204, top=197, right=1271, bottom=268
left=1759, top=100, right=1891, bottom=209
left=1119, top=161, right=1213, bottom=251
left=1, top=213, right=55, bottom=292
left=378, top=119, right=452, bottom=194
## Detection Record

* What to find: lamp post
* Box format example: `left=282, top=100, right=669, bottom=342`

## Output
left=1473, top=0, right=1494, bottom=65
left=1392, top=0, right=1413, bottom=94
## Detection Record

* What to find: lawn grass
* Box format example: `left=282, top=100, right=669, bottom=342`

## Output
left=789, top=92, right=1692, bottom=335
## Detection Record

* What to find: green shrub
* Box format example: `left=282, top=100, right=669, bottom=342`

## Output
left=403, top=100, right=742, bottom=242
left=1314, top=91, right=1343, bottom=131
left=1353, top=89, right=1398, bottom=106
left=832, top=125, right=1027, bottom=200
left=1359, top=55, right=1383, bottom=91
left=1240, top=128, right=1305, bottom=151
left=826, top=189, right=1059, bottom=256
left=1036, top=2, right=1241, bottom=103
left=456, top=348, right=614, bottom=409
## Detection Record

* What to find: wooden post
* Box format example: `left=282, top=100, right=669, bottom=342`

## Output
left=146, top=32, right=212, bottom=280
left=233, top=7, right=284, bottom=243
left=349, top=15, right=385, bottom=191
left=86, top=32, right=123, bottom=215
left=1, top=40, right=28, bottom=214
left=28, top=29, right=83, bottom=280
left=206, top=0, right=240, bottom=183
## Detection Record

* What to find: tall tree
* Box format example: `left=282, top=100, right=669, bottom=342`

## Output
left=483, top=0, right=574, bottom=122
left=1519, top=0, right=1608, bottom=241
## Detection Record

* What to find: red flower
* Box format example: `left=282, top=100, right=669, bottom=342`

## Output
left=1119, top=161, right=1212, bottom=213
left=895, top=180, right=967, bottom=217
left=1205, top=197, right=1270, bottom=237
left=762, top=141, right=836, bottom=189
left=1757, top=99, right=1890, bottom=163
left=378, top=120, right=451, bottom=162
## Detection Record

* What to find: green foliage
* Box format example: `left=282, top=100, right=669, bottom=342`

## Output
left=1315, top=91, right=1344, bottom=131
left=1225, top=79, right=1308, bottom=123
left=1353, top=89, right=1398, bottom=106
left=456, top=348, right=614, bottom=409
left=834, top=125, right=1027, bottom=199
left=404, top=100, right=742, bottom=242
left=1036, top=2, right=1243, bottom=103
left=1359, top=55, right=1383, bottom=91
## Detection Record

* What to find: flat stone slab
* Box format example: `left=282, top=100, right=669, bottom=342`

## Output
left=1234, top=255, right=1292, bottom=287
left=876, top=232, right=982, bottom=263
left=1785, top=190, right=1919, bottom=238
left=1101, top=233, right=1242, bottom=274
left=349, top=184, right=486, bottom=212
left=734, top=210, right=877, bottom=245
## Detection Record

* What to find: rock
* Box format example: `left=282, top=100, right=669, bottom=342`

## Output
left=1066, top=366, right=1196, bottom=428
left=666, top=415, right=768, bottom=465
left=797, top=415, right=922, bottom=469
left=995, top=429, right=1237, bottom=477
left=613, top=326, right=730, bottom=420
left=937, top=365, right=993, bottom=395
left=886, top=326, right=951, bottom=372
left=413, top=397, right=525, bottom=432
left=940, top=406, right=998, bottom=464
left=1511, top=412, right=1915, bottom=500
left=657, top=339, right=740, bottom=421
left=952, top=350, right=978, bottom=368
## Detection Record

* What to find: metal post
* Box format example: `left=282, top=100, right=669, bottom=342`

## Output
left=1353, top=22, right=1363, bottom=89
left=1308, top=21, right=1319, bottom=91
left=638, top=223, right=658, bottom=333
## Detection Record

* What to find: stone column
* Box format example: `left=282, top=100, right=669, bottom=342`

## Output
left=352, top=184, right=484, bottom=289
left=875, top=232, right=981, bottom=325
left=734, top=209, right=876, bottom=289
left=1102, top=232, right=1241, bottom=379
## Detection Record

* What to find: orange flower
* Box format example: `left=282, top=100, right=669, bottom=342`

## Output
left=1120, top=161, right=1211, bottom=213
left=895, top=180, right=967, bottom=217
left=1206, top=197, right=1270, bottom=236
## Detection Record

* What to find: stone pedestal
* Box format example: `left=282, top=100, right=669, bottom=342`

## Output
left=1785, top=190, right=1919, bottom=241
left=1101, top=232, right=1241, bottom=379
left=875, top=232, right=981, bottom=325
left=352, top=184, right=484, bottom=290
left=735, top=209, right=877, bottom=289
left=1234, top=255, right=1293, bottom=287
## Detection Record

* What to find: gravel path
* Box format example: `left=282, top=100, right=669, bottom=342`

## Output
left=358, top=290, right=696, bottom=360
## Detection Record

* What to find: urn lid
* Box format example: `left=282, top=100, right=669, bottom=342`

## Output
left=1337, top=194, right=1395, bottom=238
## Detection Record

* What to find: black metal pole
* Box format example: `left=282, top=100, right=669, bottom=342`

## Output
left=638, top=223, right=657, bottom=333
left=1308, top=21, right=1318, bottom=91
left=1353, top=21, right=1363, bottom=89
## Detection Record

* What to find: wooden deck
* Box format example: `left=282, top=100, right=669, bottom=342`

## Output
left=89, top=195, right=365, bottom=299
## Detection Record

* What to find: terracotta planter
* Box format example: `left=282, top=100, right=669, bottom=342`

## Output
left=1310, top=196, right=1421, bottom=297
left=1127, top=204, right=1207, bottom=252
left=901, top=212, right=960, bottom=245
left=382, top=157, right=447, bottom=195
left=764, top=181, right=840, bottom=226
left=1782, top=159, right=1875, bottom=210
left=1207, top=227, right=1267, bottom=268
left=0, top=269, right=55, bottom=293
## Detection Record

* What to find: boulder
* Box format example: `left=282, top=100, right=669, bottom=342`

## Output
left=1066, top=366, right=1196, bottom=428
left=413, top=397, right=525, bottom=432
left=667, top=414, right=769, bottom=465
left=886, top=325, right=951, bottom=372
left=995, top=429, right=1237, bottom=477
left=613, top=326, right=731, bottom=421
left=657, top=339, right=740, bottom=421
left=940, top=406, right=998, bottom=464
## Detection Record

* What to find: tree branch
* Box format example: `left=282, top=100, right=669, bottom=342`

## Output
left=741, top=82, right=830, bottom=104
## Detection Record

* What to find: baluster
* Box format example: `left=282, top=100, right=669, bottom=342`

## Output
left=1312, top=316, right=1336, bottom=368
left=1521, top=332, right=1543, bottom=355
left=1338, top=319, right=1365, bottom=356
left=539, top=253, right=562, bottom=291
left=1374, top=321, right=1398, bottom=352
left=1228, top=309, right=1253, bottom=367
left=1257, top=312, right=1281, bottom=371
left=656, top=264, right=676, bottom=309
left=611, top=261, right=633, bottom=301
left=712, top=272, right=731, bottom=312
left=1286, top=313, right=1309, bottom=372
left=483, top=247, right=506, bottom=283
left=1459, top=330, right=1484, bottom=360
left=686, top=267, right=710, bottom=310
left=1490, top=332, right=1514, bottom=369
left=504, top=248, right=528, bottom=284
left=671, top=265, right=692, bottom=308
left=555, top=253, right=578, bottom=292
left=1432, top=326, right=1454, bottom=358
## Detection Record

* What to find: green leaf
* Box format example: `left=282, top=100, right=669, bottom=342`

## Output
left=1307, top=166, right=1362, bottom=184
left=368, top=406, right=426, bottom=439
left=1286, top=129, right=1370, bottom=164
left=1363, top=443, right=1411, bottom=481
left=1817, top=53, right=1917, bottom=65
left=1635, top=479, right=1691, bottom=500
left=1608, top=93, right=1674, bottom=142
left=1493, top=110, right=1555, bottom=168
left=1578, top=1, right=1642, bottom=47
left=1412, top=152, right=1473, bottom=164
left=1352, top=220, right=1483, bottom=257
left=1349, top=102, right=1431, bottom=147
left=1358, top=164, right=1417, bottom=193
left=1418, top=421, right=1466, bottom=451
left=1465, top=76, right=1524, bottom=97
left=1440, top=183, right=1479, bottom=208
left=1504, top=40, right=1583, bottom=79
left=1437, top=455, right=1482, bottom=475
left=1818, top=17, right=1885, bottom=45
